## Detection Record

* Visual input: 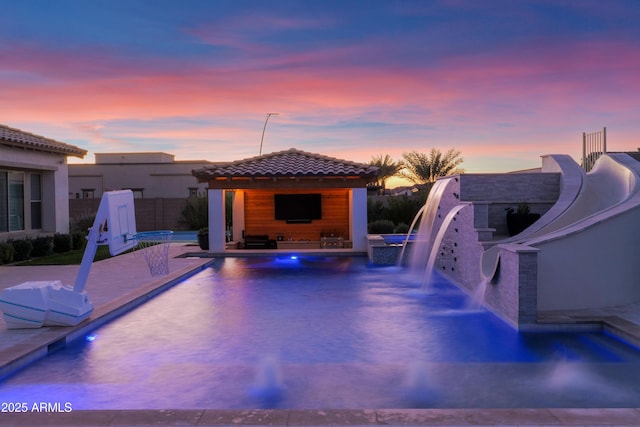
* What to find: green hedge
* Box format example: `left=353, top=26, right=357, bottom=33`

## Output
left=53, top=233, right=73, bottom=253
left=367, top=193, right=428, bottom=233
left=31, top=236, right=53, bottom=257
left=0, top=232, right=83, bottom=264
left=0, top=242, right=15, bottom=264
left=11, top=239, right=33, bottom=261
left=71, top=232, right=86, bottom=250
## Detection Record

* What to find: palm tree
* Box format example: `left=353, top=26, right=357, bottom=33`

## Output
left=368, top=154, right=403, bottom=194
left=401, top=148, right=464, bottom=184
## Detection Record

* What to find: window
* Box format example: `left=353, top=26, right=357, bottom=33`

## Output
left=9, top=172, right=24, bottom=231
left=30, top=174, right=42, bottom=229
left=0, top=172, right=6, bottom=232
left=81, top=188, right=95, bottom=199
left=0, top=171, right=25, bottom=232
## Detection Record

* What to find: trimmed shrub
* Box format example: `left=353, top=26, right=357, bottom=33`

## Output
left=367, top=198, right=387, bottom=223
left=0, top=242, right=15, bottom=264
left=367, top=219, right=396, bottom=234
left=30, top=236, right=53, bottom=257
left=385, top=195, right=426, bottom=226
left=71, top=232, right=87, bottom=251
left=53, top=233, right=73, bottom=253
left=367, top=193, right=428, bottom=227
left=394, top=222, right=410, bottom=234
left=11, top=239, right=33, bottom=261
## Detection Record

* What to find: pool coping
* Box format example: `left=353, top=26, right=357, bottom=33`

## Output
left=537, top=311, right=640, bottom=349
left=1, top=408, right=640, bottom=426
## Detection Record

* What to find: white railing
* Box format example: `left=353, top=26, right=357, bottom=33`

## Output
left=582, top=126, right=607, bottom=172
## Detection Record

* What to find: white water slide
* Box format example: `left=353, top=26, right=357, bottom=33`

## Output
left=481, top=153, right=640, bottom=311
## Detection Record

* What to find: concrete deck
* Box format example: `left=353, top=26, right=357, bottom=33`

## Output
left=0, top=244, right=214, bottom=378
left=1, top=244, right=640, bottom=426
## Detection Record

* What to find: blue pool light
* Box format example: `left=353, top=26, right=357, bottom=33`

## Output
left=85, top=334, right=96, bottom=342
left=273, top=255, right=301, bottom=265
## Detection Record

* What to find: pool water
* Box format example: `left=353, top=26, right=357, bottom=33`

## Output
left=2, top=256, right=640, bottom=409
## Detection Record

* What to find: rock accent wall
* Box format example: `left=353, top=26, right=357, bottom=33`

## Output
left=371, top=172, right=561, bottom=328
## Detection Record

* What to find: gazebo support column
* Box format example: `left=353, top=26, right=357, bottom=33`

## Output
left=232, top=190, right=245, bottom=245
left=208, top=189, right=226, bottom=252
left=350, top=188, right=368, bottom=251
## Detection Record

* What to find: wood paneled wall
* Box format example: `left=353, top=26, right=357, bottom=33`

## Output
left=243, top=189, right=350, bottom=240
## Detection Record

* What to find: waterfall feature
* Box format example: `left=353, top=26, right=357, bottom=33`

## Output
left=467, top=276, right=489, bottom=309
left=398, top=179, right=451, bottom=269
left=396, top=204, right=425, bottom=266
left=420, top=204, right=466, bottom=290
left=397, top=177, right=471, bottom=290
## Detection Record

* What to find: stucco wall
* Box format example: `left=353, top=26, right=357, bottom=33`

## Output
left=69, top=161, right=208, bottom=199
left=535, top=200, right=640, bottom=311
left=521, top=154, right=640, bottom=311
left=1, top=146, right=70, bottom=237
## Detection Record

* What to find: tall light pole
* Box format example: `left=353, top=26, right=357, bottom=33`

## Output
left=259, top=112, right=279, bottom=155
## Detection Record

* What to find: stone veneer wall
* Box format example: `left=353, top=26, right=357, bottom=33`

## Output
left=424, top=172, right=560, bottom=328
left=426, top=177, right=480, bottom=293
left=459, top=173, right=560, bottom=237
left=365, top=172, right=561, bottom=328
left=482, top=244, right=540, bottom=328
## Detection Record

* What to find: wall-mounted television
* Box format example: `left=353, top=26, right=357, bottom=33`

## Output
left=274, top=193, right=322, bottom=223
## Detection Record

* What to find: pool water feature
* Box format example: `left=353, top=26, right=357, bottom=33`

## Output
left=1, top=256, right=640, bottom=409
left=420, top=204, right=467, bottom=290
left=401, top=178, right=451, bottom=270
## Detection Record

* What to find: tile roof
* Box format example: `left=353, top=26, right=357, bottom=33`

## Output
left=193, top=148, right=379, bottom=180
left=0, top=124, right=87, bottom=158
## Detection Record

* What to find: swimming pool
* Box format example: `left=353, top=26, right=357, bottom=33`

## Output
left=1, top=256, right=640, bottom=409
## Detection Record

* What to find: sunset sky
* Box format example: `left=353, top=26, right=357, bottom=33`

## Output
left=2, top=0, right=639, bottom=186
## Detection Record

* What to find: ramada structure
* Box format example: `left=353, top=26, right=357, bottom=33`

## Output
left=192, top=148, right=379, bottom=253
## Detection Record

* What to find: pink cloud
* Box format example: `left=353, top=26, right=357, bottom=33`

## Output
left=4, top=38, right=634, bottom=130
left=3, top=25, right=639, bottom=174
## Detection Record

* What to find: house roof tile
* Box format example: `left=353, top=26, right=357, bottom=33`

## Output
left=193, top=148, right=379, bottom=180
left=0, top=124, right=87, bottom=158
